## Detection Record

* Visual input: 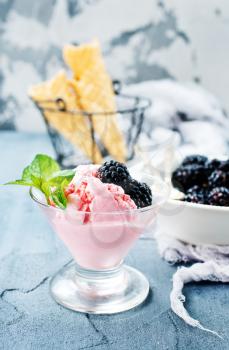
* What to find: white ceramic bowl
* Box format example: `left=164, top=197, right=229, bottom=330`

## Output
left=158, top=198, right=229, bottom=245
left=130, top=153, right=229, bottom=245
left=158, top=153, right=229, bottom=246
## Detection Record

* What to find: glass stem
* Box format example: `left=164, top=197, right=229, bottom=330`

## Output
left=74, top=261, right=126, bottom=297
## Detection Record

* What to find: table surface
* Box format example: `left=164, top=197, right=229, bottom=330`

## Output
left=1, top=131, right=229, bottom=350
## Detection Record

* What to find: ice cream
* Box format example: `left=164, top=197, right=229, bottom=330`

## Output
left=48, top=164, right=144, bottom=269
left=45, top=162, right=154, bottom=270
left=7, top=155, right=154, bottom=270
left=65, top=166, right=136, bottom=221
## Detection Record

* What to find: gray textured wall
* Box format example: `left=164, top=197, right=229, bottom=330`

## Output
left=0, top=0, right=229, bottom=131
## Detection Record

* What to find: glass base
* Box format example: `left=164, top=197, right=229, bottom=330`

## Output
left=50, top=261, right=149, bottom=314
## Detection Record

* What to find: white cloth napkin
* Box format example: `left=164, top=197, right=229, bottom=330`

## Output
left=124, top=80, right=229, bottom=156
left=155, top=232, right=229, bottom=337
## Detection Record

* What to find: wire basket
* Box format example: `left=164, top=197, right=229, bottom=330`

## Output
left=33, top=81, right=151, bottom=168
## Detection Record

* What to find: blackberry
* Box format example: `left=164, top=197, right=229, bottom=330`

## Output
left=208, top=170, right=229, bottom=188
left=205, top=158, right=221, bottom=172
left=171, top=164, right=208, bottom=192
left=184, top=192, right=202, bottom=204
left=184, top=186, right=206, bottom=204
left=124, top=179, right=152, bottom=208
left=97, top=160, right=131, bottom=186
left=208, top=187, right=229, bottom=206
left=182, top=155, right=207, bottom=167
left=219, top=160, right=229, bottom=172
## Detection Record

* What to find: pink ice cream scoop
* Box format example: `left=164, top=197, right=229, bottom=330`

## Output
left=45, top=165, right=155, bottom=270
left=66, top=176, right=136, bottom=221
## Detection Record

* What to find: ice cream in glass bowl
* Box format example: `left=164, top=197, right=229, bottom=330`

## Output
left=6, top=155, right=168, bottom=314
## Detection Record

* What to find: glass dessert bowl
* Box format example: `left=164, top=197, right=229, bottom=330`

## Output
left=30, top=173, right=167, bottom=314
left=6, top=154, right=168, bottom=314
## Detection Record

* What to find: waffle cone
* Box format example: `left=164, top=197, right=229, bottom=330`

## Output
left=28, top=71, right=102, bottom=163
left=63, top=41, right=127, bottom=162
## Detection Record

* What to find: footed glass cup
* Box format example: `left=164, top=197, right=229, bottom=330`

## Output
left=30, top=175, right=167, bottom=314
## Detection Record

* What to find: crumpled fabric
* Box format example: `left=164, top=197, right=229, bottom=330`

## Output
left=155, top=232, right=229, bottom=265
left=155, top=232, right=229, bottom=337
left=124, top=80, right=229, bottom=156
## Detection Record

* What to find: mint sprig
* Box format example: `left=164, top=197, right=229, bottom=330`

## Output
left=5, top=154, right=75, bottom=209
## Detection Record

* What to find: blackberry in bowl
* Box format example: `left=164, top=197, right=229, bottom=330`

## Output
left=171, top=155, right=229, bottom=206
left=158, top=154, right=229, bottom=245
left=171, top=164, right=208, bottom=193
left=208, top=170, right=229, bottom=188
left=208, top=187, right=229, bottom=206
left=181, top=154, right=208, bottom=167
left=184, top=186, right=206, bottom=204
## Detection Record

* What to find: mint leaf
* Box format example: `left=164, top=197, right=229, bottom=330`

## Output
left=6, top=180, right=33, bottom=186
left=5, top=154, right=60, bottom=187
left=5, top=154, right=73, bottom=210
left=41, top=182, right=52, bottom=199
left=49, top=179, right=69, bottom=209
left=31, top=174, right=42, bottom=189
left=30, top=154, right=60, bottom=181
left=48, top=169, right=75, bottom=184
left=5, top=165, right=34, bottom=186
left=45, top=169, right=75, bottom=207
left=22, top=165, right=33, bottom=182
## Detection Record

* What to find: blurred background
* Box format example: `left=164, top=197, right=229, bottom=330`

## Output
left=1, top=0, right=229, bottom=133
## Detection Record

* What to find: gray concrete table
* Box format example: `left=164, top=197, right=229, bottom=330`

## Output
left=1, top=131, right=229, bottom=350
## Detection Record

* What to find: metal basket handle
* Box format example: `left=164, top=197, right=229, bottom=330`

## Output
left=112, top=80, right=122, bottom=95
